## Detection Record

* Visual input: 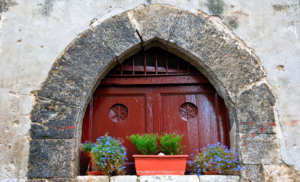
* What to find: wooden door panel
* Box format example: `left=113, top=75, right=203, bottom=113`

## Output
left=197, top=94, right=219, bottom=149
left=114, top=96, right=146, bottom=163
left=161, top=95, right=199, bottom=155
left=91, top=96, right=116, bottom=142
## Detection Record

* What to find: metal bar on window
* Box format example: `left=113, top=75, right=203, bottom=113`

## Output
left=132, top=57, right=135, bottom=75
left=177, top=58, right=179, bottom=74
left=144, top=52, right=147, bottom=75
left=121, top=64, right=123, bottom=76
left=155, top=51, right=158, bottom=75
left=166, top=53, right=168, bottom=74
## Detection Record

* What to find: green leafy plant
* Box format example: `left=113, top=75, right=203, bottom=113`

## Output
left=81, top=141, right=95, bottom=153
left=189, top=142, right=244, bottom=176
left=158, top=133, right=185, bottom=155
left=91, top=133, right=127, bottom=175
left=127, top=133, right=158, bottom=155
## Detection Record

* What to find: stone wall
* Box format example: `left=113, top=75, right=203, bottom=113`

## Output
left=0, top=0, right=300, bottom=181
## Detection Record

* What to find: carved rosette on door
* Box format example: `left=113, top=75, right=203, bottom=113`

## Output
left=179, top=102, right=198, bottom=121
left=109, top=104, right=128, bottom=122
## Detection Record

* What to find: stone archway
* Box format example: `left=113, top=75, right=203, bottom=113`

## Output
left=28, top=4, right=280, bottom=181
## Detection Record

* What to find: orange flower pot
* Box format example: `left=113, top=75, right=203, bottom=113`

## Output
left=87, top=171, right=104, bottom=175
left=205, top=171, right=221, bottom=175
left=133, top=155, right=189, bottom=175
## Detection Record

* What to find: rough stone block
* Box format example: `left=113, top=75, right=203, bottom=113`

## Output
left=93, top=13, right=141, bottom=60
left=241, top=165, right=264, bottom=182
left=263, top=165, right=300, bottom=182
left=239, top=133, right=281, bottom=164
left=139, top=175, right=199, bottom=182
left=169, top=12, right=265, bottom=98
left=65, top=29, right=116, bottom=76
left=30, top=97, right=79, bottom=139
left=28, top=139, right=75, bottom=178
left=27, top=180, right=48, bottom=182
left=38, top=56, right=94, bottom=106
left=128, top=4, right=180, bottom=49
left=169, top=11, right=208, bottom=52
left=110, top=175, right=138, bottom=182
left=236, top=83, right=276, bottom=134
left=76, top=176, right=109, bottom=182
left=199, top=175, right=240, bottom=182
left=52, top=179, right=73, bottom=182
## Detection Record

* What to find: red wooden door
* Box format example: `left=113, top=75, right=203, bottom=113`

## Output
left=81, top=85, right=230, bottom=175
left=81, top=87, right=153, bottom=174
left=153, top=85, right=230, bottom=156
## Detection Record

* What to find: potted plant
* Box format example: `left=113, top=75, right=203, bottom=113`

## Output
left=81, top=141, right=95, bottom=174
left=128, top=133, right=188, bottom=175
left=81, top=133, right=127, bottom=175
left=189, top=142, right=244, bottom=176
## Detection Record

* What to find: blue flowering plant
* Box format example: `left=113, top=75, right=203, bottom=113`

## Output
left=91, top=133, right=127, bottom=175
left=81, top=141, right=95, bottom=153
left=189, top=142, right=244, bottom=175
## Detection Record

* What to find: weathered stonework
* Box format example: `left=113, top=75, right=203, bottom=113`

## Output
left=168, top=11, right=266, bottom=102
left=263, top=165, right=300, bottom=182
left=241, top=164, right=265, bottom=182
left=236, top=83, right=276, bottom=134
left=52, top=179, right=73, bottom=182
left=64, top=29, right=117, bottom=77
left=128, top=4, right=180, bottom=50
left=30, top=97, right=79, bottom=139
left=92, top=13, right=141, bottom=62
left=199, top=175, right=240, bottom=182
left=239, top=133, right=280, bottom=164
left=28, top=139, right=75, bottom=178
left=25, top=4, right=286, bottom=181
left=76, top=176, right=109, bottom=182
left=139, top=175, right=199, bottom=182
left=110, top=176, right=138, bottom=182
left=37, top=56, right=94, bottom=106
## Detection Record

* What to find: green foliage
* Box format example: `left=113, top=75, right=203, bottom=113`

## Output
left=81, top=141, right=94, bottom=153
left=90, top=133, right=127, bottom=175
left=127, top=133, right=158, bottom=155
left=158, top=133, right=185, bottom=155
left=189, top=142, right=244, bottom=176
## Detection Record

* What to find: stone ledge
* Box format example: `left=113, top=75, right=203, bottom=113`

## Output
left=139, top=175, right=199, bottom=182
left=200, top=175, right=240, bottom=182
left=76, top=176, right=109, bottom=182
left=76, top=175, right=240, bottom=182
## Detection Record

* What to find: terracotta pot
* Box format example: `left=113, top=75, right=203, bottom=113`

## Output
left=133, top=155, right=189, bottom=175
left=87, top=171, right=103, bottom=175
left=205, top=171, right=221, bottom=175
left=87, top=152, right=92, bottom=159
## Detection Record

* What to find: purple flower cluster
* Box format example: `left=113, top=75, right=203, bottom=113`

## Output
left=84, top=133, right=127, bottom=175
left=189, top=142, right=244, bottom=176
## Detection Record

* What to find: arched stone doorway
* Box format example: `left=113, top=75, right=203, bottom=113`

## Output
left=28, top=4, right=280, bottom=181
left=80, top=47, right=231, bottom=175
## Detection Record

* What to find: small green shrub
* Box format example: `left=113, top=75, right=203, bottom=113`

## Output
left=127, top=133, right=158, bottom=155
left=189, top=142, right=244, bottom=176
left=81, top=141, right=95, bottom=153
left=91, top=133, right=127, bottom=175
left=158, top=133, right=185, bottom=155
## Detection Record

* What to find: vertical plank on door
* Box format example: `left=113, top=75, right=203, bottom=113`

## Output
left=217, top=95, right=228, bottom=146
left=91, top=96, right=116, bottom=142
left=185, top=95, right=199, bottom=155
left=197, top=94, right=218, bottom=149
left=153, top=92, right=162, bottom=134
left=82, top=102, right=91, bottom=143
